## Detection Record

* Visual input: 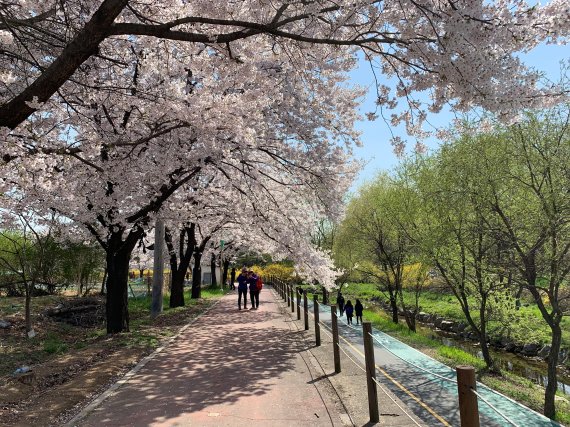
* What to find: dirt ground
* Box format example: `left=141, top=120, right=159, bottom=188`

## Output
left=0, top=294, right=217, bottom=427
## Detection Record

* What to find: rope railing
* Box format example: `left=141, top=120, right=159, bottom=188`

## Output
left=366, top=331, right=457, bottom=385
left=303, top=300, right=423, bottom=427
left=269, top=281, right=528, bottom=427
left=470, top=388, right=520, bottom=427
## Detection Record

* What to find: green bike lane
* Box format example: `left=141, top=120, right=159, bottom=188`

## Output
left=308, top=300, right=560, bottom=427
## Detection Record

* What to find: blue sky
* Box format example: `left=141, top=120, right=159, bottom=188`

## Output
left=349, top=43, right=569, bottom=190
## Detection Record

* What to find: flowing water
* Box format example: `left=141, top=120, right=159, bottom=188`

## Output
left=429, top=328, right=570, bottom=397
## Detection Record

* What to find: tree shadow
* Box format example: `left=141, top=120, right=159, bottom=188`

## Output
left=80, top=297, right=305, bottom=425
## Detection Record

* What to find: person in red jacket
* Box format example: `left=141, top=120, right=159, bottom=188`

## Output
left=247, top=270, right=260, bottom=310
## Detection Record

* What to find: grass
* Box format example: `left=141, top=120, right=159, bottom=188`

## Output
left=334, top=283, right=570, bottom=348
left=43, top=333, right=68, bottom=354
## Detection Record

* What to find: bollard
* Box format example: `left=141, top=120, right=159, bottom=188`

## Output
left=363, top=322, right=379, bottom=422
left=303, top=290, right=309, bottom=330
left=290, top=286, right=295, bottom=313
left=296, top=288, right=301, bottom=320
left=314, top=295, right=321, bottom=346
left=456, top=366, right=480, bottom=427
left=331, top=305, right=341, bottom=373
left=287, top=284, right=291, bottom=307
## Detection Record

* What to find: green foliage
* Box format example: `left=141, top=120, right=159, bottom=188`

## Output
left=437, top=347, right=486, bottom=370
left=0, top=229, right=105, bottom=296
left=43, top=333, right=68, bottom=354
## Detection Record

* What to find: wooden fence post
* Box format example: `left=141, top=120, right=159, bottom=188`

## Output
left=363, top=322, right=379, bottom=422
left=331, top=305, right=341, bottom=373
left=314, top=295, right=321, bottom=346
left=296, top=287, right=301, bottom=320
left=456, top=366, right=480, bottom=427
left=303, top=290, right=309, bottom=330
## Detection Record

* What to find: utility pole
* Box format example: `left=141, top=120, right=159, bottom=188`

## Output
left=151, top=218, right=165, bottom=318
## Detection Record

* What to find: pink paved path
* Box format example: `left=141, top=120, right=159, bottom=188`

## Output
left=73, top=288, right=345, bottom=426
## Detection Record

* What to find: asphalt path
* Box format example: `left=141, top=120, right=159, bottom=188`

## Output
left=306, top=299, right=560, bottom=427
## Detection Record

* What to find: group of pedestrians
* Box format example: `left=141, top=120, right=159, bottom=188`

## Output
left=236, top=267, right=263, bottom=310
left=337, top=292, right=363, bottom=325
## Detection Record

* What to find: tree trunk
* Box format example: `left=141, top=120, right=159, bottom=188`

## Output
left=404, top=311, right=416, bottom=332
left=139, top=268, right=144, bottom=279
left=389, top=292, right=398, bottom=323
left=322, top=285, right=328, bottom=305
left=167, top=225, right=196, bottom=308
left=100, top=267, right=107, bottom=295
left=105, top=233, right=138, bottom=333
left=170, top=269, right=186, bottom=307
left=25, top=281, right=32, bottom=336
left=191, top=252, right=202, bottom=299
left=210, top=253, right=217, bottom=287
left=515, top=284, right=523, bottom=310
left=544, top=322, right=562, bottom=419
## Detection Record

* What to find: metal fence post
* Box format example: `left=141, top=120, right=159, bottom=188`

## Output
left=363, top=322, right=379, bottom=422
left=287, top=284, right=291, bottom=307
left=303, top=290, right=309, bottom=330
left=290, top=286, right=295, bottom=313
left=456, top=366, right=480, bottom=427
left=331, top=305, right=341, bottom=373
left=314, top=295, right=321, bottom=346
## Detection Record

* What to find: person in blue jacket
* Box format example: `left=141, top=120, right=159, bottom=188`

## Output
left=344, top=300, right=354, bottom=325
left=247, top=270, right=260, bottom=310
left=355, top=299, right=364, bottom=325
left=237, top=267, right=248, bottom=310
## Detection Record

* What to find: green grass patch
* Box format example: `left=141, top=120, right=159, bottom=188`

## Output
left=43, top=333, right=68, bottom=354
left=437, top=346, right=486, bottom=370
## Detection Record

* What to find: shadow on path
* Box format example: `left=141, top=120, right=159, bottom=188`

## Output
left=81, top=295, right=309, bottom=426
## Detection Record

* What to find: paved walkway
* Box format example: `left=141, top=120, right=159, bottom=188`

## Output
left=69, top=287, right=425, bottom=426
left=69, top=288, right=350, bottom=426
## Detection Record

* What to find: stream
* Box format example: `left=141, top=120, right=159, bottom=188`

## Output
left=424, top=325, right=570, bottom=397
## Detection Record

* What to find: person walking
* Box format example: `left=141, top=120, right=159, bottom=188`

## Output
left=355, top=299, right=363, bottom=325
left=237, top=268, right=248, bottom=310
left=337, top=292, right=345, bottom=317
left=345, top=300, right=354, bottom=325
left=248, top=270, right=260, bottom=309
left=230, top=267, right=236, bottom=290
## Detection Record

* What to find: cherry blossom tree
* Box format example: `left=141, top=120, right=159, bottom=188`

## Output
left=1, top=1, right=568, bottom=136
left=1, top=1, right=568, bottom=335
left=0, top=22, right=360, bottom=332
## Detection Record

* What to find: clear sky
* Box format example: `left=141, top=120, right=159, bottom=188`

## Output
left=350, top=43, right=569, bottom=190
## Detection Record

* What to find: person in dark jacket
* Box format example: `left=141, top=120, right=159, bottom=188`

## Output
left=237, top=268, right=248, bottom=310
left=247, top=270, right=260, bottom=309
left=337, top=292, right=345, bottom=317
left=355, top=299, right=363, bottom=325
left=345, top=300, right=354, bottom=325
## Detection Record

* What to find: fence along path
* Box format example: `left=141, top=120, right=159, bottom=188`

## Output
left=272, top=279, right=561, bottom=427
